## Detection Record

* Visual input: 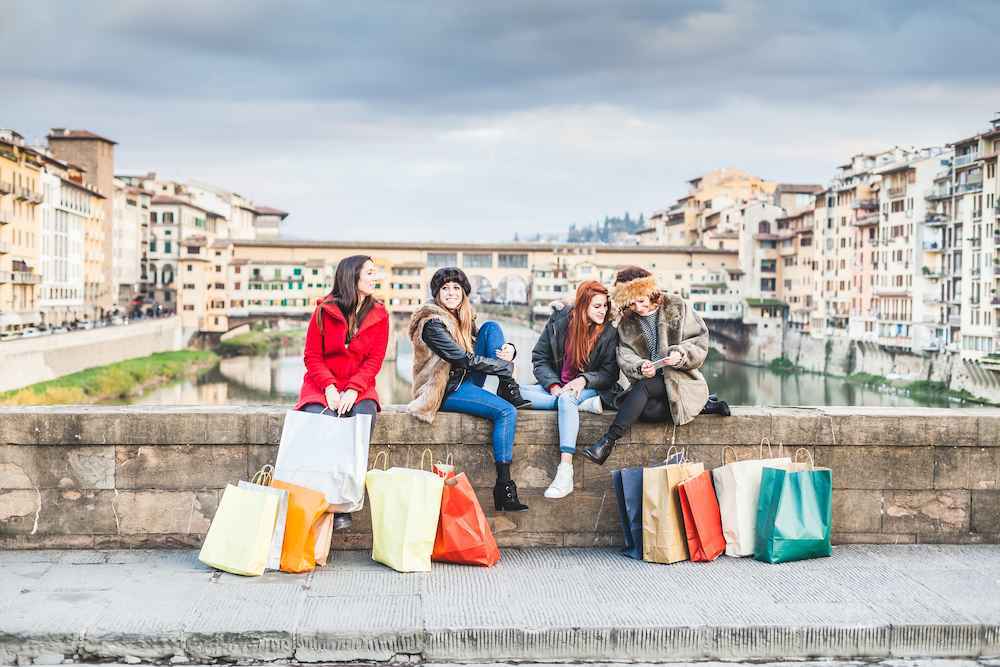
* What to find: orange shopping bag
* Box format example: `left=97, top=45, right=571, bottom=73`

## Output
left=271, top=479, right=329, bottom=573
left=677, top=471, right=726, bottom=562
left=431, top=457, right=500, bottom=567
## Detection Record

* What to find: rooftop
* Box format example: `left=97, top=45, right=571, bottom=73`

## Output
left=47, top=128, right=117, bottom=145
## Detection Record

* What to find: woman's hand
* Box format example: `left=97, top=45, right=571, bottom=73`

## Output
left=640, top=360, right=657, bottom=378
left=324, top=384, right=341, bottom=410
left=337, top=389, right=359, bottom=416
left=663, top=351, right=683, bottom=367
left=563, top=377, right=586, bottom=396
left=496, top=343, right=515, bottom=363
left=548, top=384, right=563, bottom=396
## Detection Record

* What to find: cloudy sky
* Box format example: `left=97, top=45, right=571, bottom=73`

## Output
left=4, top=1, right=999, bottom=241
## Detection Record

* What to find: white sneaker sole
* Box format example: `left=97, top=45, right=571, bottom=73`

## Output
left=544, top=486, right=573, bottom=499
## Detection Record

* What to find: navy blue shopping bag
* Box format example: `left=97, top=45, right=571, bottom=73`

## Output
left=613, top=466, right=644, bottom=560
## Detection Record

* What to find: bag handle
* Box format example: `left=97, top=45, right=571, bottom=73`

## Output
left=420, top=448, right=434, bottom=471
left=794, top=448, right=815, bottom=468
left=370, top=451, right=389, bottom=471
left=665, top=445, right=686, bottom=464
left=722, top=446, right=739, bottom=465
left=758, top=436, right=773, bottom=459
left=440, top=452, right=454, bottom=467
left=251, top=464, right=274, bottom=486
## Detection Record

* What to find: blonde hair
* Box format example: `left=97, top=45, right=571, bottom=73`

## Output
left=435, top=290, right=475, bottom=352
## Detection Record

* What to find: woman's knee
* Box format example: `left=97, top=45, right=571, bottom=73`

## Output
left=478, top=320, right=502, bottom=336
left=495, top=402, right=518, bottom=426
left=556, top=391, right=578, bottom=410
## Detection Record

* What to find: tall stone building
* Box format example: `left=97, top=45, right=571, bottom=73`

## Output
left=47, top=129, right=116, bottom=319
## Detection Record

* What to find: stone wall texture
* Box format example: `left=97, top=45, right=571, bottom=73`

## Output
left=1, top=405, right=999, bottom=549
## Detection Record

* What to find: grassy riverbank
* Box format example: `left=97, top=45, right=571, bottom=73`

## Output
left=216, top=327, right=306, bottom=358
left=0, top=350, right=219, bottom=405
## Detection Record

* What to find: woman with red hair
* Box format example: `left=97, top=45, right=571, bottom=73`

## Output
left=519, top=280, right=622, bottom=498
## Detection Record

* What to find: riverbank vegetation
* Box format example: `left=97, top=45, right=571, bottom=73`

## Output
left=845, top=372, right=990, bottom=405
left=0, top=350, right=218, bottom=405
left=215, top=327, right=306, bottom=358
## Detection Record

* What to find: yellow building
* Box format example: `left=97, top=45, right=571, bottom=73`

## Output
left=0, top=130, right=44, bottom=333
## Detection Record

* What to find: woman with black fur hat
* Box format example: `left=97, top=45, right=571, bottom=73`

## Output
left=406, top=267, right=532, bottom=512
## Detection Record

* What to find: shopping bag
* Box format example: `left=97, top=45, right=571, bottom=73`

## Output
left=366, top=450, right=445, bottom=572
left=642, top=448, right=704, bottom=564
left=677, top=471, right=726, bottom=562
left=198, top=484, right=279, bottom=577
left=311, top=512, right=335, bottom=567
left=271, top=479, right=329, bottom=573
left=432, top=471, right=500, bottom=567
left=754, top=449, right=833, bottom=564
left=274, top=409, right=372, bottom=512
left=612, top=467, right=644, bottom=560
left=712, top=439, right=792, bottom=557
left=238, top=464, right=289, bottom=570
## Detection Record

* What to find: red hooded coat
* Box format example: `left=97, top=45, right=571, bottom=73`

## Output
left=294, top=300, right=390, bottom=410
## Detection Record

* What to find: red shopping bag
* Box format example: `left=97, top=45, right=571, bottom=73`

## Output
left=677, top=471, right=726, bottom=562
left=431, top=467, right=500, bottom=567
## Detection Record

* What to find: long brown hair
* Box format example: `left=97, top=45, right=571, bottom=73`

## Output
left=434, top=288, right=475, bottom=353
left=566, top=280, right=609, bottom=372
left=318, top=254, right=376, bottom=343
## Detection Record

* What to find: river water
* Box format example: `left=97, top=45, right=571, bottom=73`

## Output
left=132, top=320, right=960, bottom=408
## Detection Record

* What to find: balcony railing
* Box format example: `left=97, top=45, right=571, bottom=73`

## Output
left=0, top=210, right=11, bottom=225
left=0, top=180, right=12, bottom=195
left=0, top=241, right=9, bottom=254
left=887, top=186, right=906, bottom=199
left=10, top=271, right=41, bottom=285
left=27, top=191, right=43, bottom=205
left=954, top=153, right=978, bottom=167
left=926, top=186, right=953, bottom=200
left=0, top=270, right=11, bottom=284
left=852, top=198, right=878, bottom=211
left=949, top=315, right=962, bottom=327
left=956, top=181, right=984, bottom=194
left=14, top=188, right=29, bottom=202
left=923, top=241, right=942, bottom=252
left=925, top=213, right=949, bottom=226
left=852, top=213, right=879, bottom=226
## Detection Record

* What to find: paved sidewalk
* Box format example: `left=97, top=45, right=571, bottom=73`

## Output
left=1, top=546, right=998, bottom=665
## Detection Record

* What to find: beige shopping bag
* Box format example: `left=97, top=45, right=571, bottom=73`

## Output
left=642, top=448, right=704, bottom=564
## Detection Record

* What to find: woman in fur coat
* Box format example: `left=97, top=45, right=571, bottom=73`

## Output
left=581, top=266, right=729, bottom=465
left=406, top=267, right=532, bottom=512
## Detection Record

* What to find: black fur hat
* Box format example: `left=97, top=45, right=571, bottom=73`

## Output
left=430, top=267, right=471, bottom=298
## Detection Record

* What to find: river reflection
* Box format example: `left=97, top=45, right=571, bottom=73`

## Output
left=131, top=319, right=963, bottom=408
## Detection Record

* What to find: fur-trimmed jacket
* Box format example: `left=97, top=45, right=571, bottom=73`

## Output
left=616, top=292, right=710, bottom=426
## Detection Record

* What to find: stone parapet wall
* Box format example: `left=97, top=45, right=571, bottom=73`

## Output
left=1, top=405, right=998, bottom=549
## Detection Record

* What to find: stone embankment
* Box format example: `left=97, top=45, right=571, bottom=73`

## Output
left=1, top=405, right=998, bottom=548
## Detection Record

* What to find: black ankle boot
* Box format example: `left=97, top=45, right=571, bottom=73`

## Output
left=581, top=434, right=617, bottom=465
left=497, top=378, right=531, bottom=408
left=701, top=397, right=731, bottom=417
left=494, top=462, right=528, bottom=512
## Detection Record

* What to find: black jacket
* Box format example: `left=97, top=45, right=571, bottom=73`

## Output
left=421, top=319, right=514, bottom=394
left=531, top=307, right=622, bottom=407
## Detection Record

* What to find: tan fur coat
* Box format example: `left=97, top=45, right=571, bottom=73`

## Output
left=616, top=292, right=710, bottom=426
left=406, top=303, right=464, bottom=423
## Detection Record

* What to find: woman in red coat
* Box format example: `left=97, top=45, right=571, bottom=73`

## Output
left=295, top=254, right=390, bottom=529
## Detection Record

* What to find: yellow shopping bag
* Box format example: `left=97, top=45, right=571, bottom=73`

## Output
left=365, top=450, right=444, bottom=573
left=199, top=483, right=280, bottom=577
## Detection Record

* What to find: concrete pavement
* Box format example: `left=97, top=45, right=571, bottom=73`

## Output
left=1, top=546, right=999, bottom=664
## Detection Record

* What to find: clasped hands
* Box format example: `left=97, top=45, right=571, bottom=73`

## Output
left=324, top=384, right=359, bottom=416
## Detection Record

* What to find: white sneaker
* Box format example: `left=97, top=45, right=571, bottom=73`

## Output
left=544, top=462, right=574, bottom=499
left=578, top=395, right=604, bottom=414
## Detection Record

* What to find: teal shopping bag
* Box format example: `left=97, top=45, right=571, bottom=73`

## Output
left=753, top=450, right=832, bottom=564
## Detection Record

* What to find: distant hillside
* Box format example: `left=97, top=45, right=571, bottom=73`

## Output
left=567, top=212, right=645, bottom=243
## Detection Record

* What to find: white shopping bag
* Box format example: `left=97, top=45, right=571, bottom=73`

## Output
left=711, top=440, right=791, bottom=557
left=274, top=409, right=372, bottom=513
left=238, top=465, right=288, bottom=571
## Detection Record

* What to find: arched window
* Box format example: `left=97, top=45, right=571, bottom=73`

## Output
left=758, top=221, right=771, bottom=234
left=161, top=264, right=174, bottom=286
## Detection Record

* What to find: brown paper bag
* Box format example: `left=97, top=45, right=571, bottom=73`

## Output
left=642, top=455, right=704, bottom=564
left=312, top=512, right=335, bottom=567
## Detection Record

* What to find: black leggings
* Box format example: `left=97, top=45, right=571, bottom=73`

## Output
left=607, top=376, right=672, bottom=441
left=300, top=400, right=378, bottom=439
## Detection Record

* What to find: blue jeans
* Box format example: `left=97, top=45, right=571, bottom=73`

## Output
left=440, top=321, right=516, bottom=463
left=519, top=384, right=599, bottom=454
